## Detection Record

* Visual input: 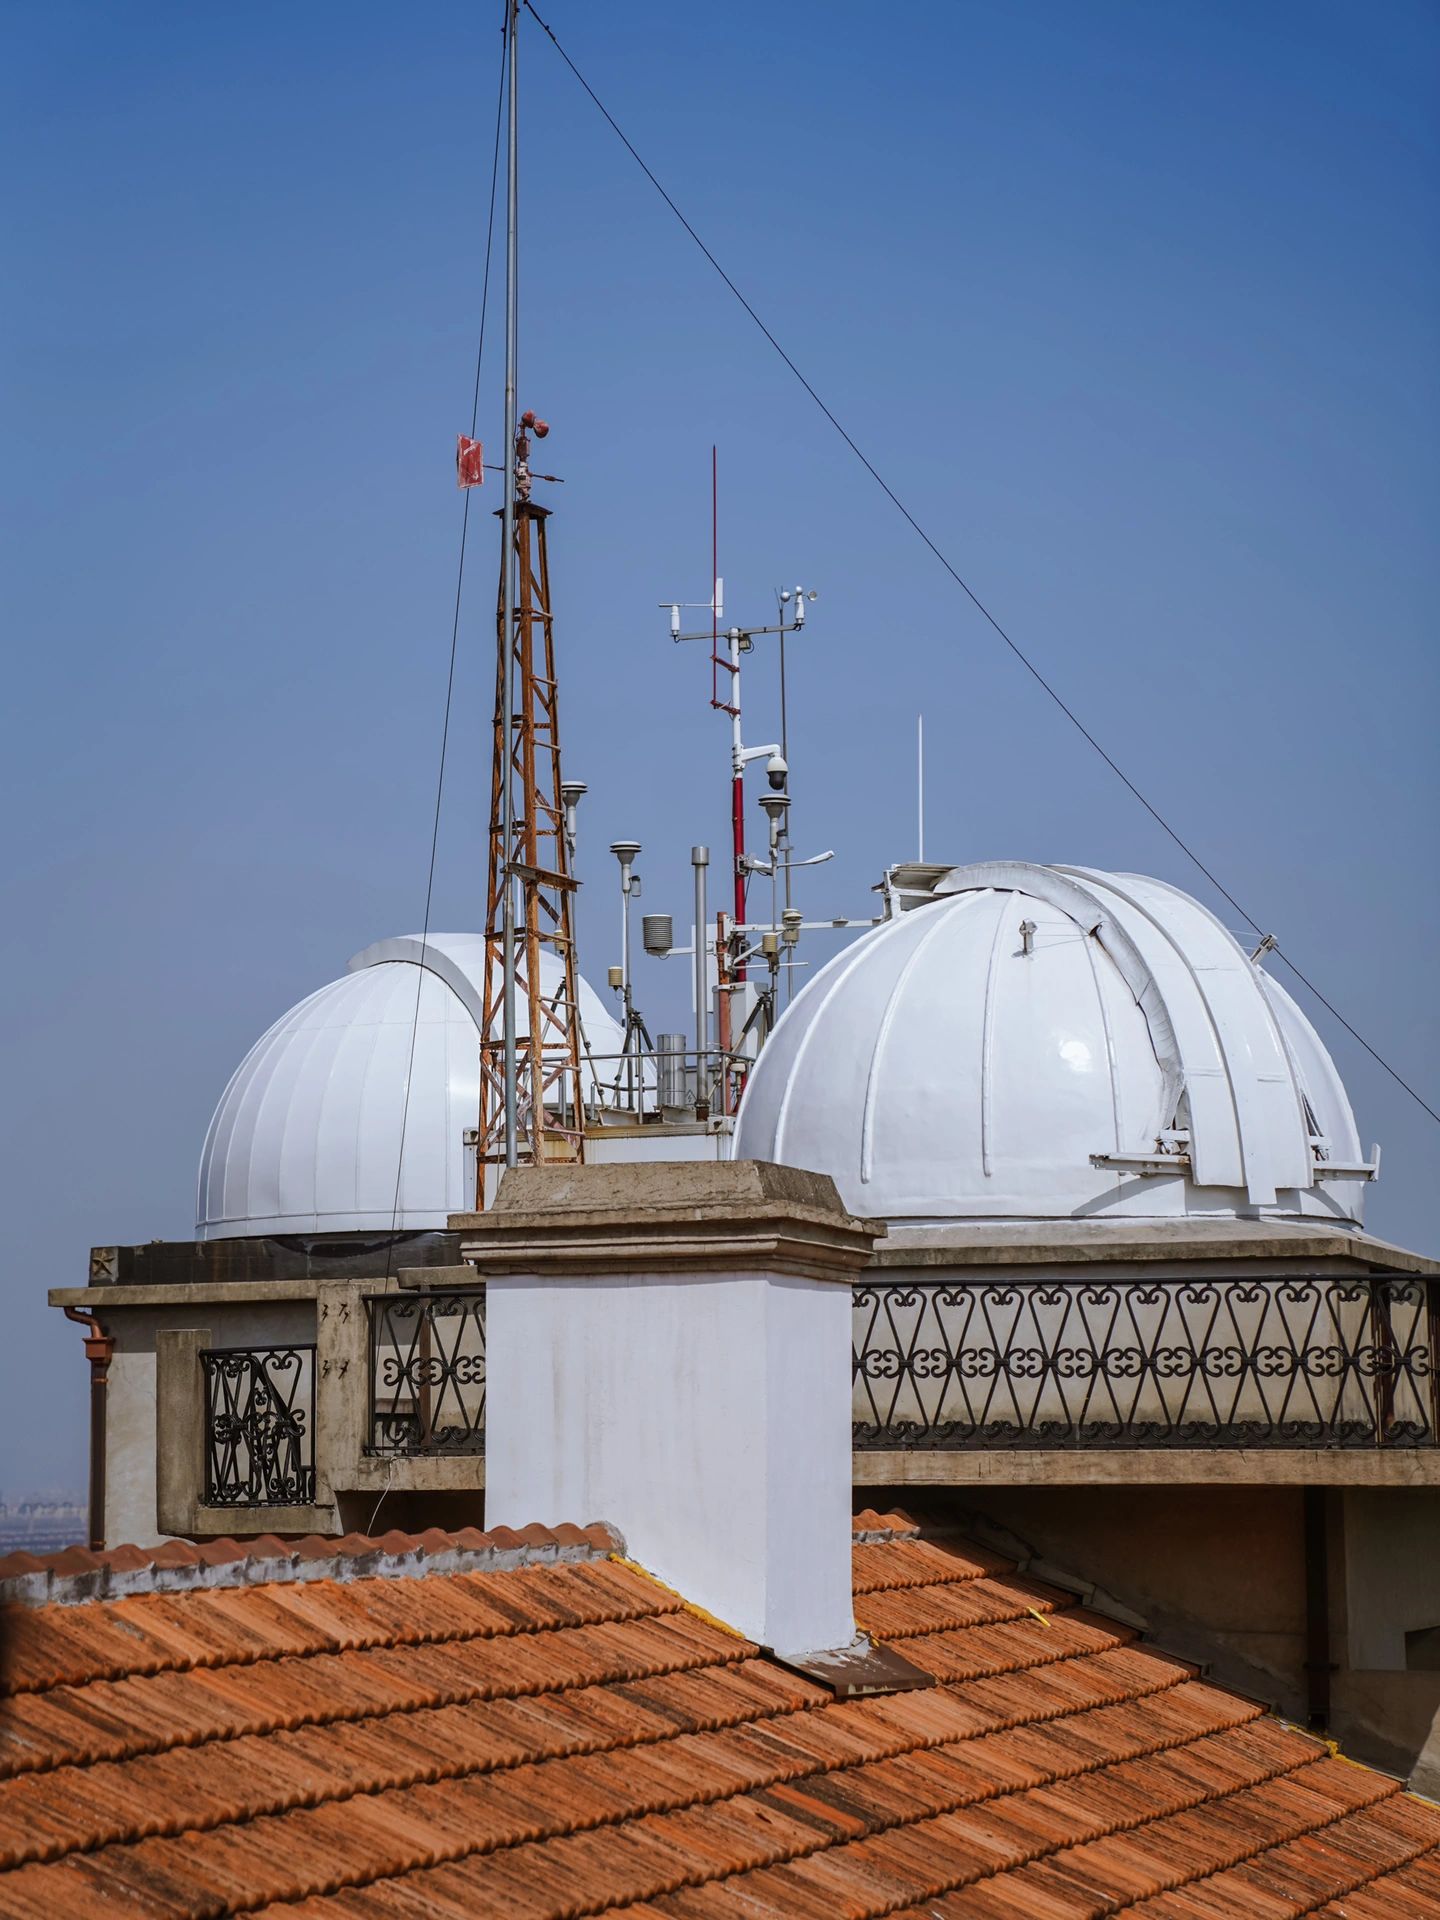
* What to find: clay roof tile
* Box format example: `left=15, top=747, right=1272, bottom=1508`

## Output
left=46, top=1546, right=102, bottom=1575
left=292, top=1535, right=341, bottom=1561
left=147, top=1541, right=202, bottom=1569
left=375, top=1530, right=421, bottom=1556
left=245, top=1535, right=294, bottom=1557
left=195, top=1539, right=249, bottom=1567
left=96, top=1545, right=152, bottom=1573
left=335, top=1532, right=381, bottom=1556
left=452, top=1526, right=496, bottom=1550
left=0, top=1551, right=49, bottom=1577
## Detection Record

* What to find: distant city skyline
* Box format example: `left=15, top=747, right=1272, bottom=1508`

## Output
left=0, top=1492, right=87, bottom=1557
left=4, top=0, right=1436, bottom=1492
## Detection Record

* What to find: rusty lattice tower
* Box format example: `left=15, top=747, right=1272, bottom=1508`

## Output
left=475, top=419, right=586, bottom=1198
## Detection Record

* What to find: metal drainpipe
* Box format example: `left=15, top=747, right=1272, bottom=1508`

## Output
left=1303, top=1487, right=1332, bottom=1731
left=63, top=1306, right=113, bottom=1551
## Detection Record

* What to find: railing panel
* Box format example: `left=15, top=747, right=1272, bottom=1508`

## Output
left=367, top=1292, right=486, bottom=1456
left=201, top=1346, right=317, bottom=1504
left=358, top=1274, right=1436, bottom=1459
left=853, top=1275, right=1438, bottom=1449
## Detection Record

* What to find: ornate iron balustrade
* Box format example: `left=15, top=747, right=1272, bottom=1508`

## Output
left=201, top=1346, right=316, bottom=1505
left=853, top=1275, right=1439, bottom=1450
left=367, top=1292, right=486, bottom=1456
left=359, top=1274, right=1438, bottom=1458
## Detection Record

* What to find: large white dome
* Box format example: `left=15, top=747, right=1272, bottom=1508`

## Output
left=197, top=934, right=625, bottom=1240
left=734, top=862, right=1372, bottom=1225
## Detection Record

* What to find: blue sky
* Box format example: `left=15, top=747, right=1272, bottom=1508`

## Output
left=3, top=0, right=1437, bottom=1493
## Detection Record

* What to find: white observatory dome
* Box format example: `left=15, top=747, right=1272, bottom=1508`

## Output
left=734, top=862, right=1372, bottom=1226
left=197, top=934, right=625, bottom=1240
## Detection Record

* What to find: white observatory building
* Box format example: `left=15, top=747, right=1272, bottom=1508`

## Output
left=196, top=933, right=626, bottom=1242
left=735, top=860, right=1374, bottom=1231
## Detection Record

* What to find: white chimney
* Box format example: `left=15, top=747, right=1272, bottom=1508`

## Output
left=459, top=1160, right=882, bottom=1659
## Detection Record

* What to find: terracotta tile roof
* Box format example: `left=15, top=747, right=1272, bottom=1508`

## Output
left=0, top=1518, right=1435, bottom=1918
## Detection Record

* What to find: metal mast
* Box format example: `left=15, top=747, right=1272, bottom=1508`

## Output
left=501, top=0, right=519, bottom=1169
left=475, top=1, right=585, bottom=1200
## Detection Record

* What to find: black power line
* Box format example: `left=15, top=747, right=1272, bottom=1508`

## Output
left=385, top=10, right=510, bottom=1274
left=522, top=0, right=1439, bottom=1131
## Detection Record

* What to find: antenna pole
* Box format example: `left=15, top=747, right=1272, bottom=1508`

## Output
left=778, top=622, right=791, bottom=913
left=917, top=713, right=925, bottom=863
left=731, top=629, right=746, bottom=960
left=711, top=451, right=745, bottom=971
left=692, top=844, right=709, bottom=1102
left=500, top=0, right=520, bottom=1168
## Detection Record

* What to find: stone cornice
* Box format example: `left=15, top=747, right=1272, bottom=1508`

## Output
left=869, top=1219, right=1439, bottom=1275
left=453, top=1160, right=884, bottom=1284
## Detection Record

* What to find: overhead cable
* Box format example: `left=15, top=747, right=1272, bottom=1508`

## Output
left=522, top=0, right=1438, bottom=1130
left=386, top=11, right=510, bottom=1273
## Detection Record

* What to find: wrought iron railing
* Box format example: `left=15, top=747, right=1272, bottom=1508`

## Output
left=367, top=1292, right=486, bottom=1456
left=201, top=1345, right=317, bottom=1504
left=359, top=1274, right=1438, bottom=1459
left=853, top=1275, right=1439, bottom=1450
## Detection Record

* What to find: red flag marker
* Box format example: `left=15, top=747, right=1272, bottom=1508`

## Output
left=456, top=435, right=485, bottom=487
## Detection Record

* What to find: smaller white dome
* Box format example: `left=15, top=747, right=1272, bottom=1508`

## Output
left=197, top=934, right=624, bottom=1240
left=734, top=862, right=1370, bottom=1226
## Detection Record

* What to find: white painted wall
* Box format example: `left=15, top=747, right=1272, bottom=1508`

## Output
left=485, top=1266, right=856, bottom=1658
